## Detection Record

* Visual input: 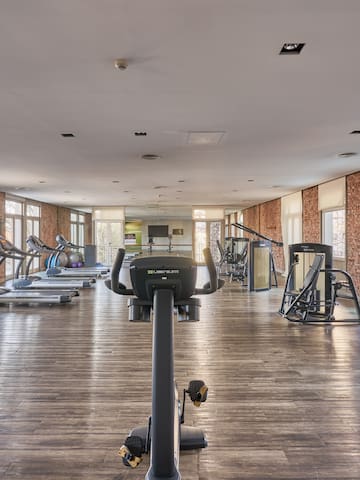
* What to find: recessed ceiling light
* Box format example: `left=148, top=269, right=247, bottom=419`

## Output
left=350, top=130, right=360, bottom=134
left=176, top=190, right=183, bottom=193
left=178, top=179, right=185, bottom=183
left=247, top=179, right=255, bottom=182
left=279, top=43, right=305, bottom=55
left=123, top=190, right=130, bottom=193
left=112, top=180, right=120, bottom=183
left=39, top=180, right=46, bottom=184
left=142, top=154, right=161, bottom=160
left=153, top=185, right=168, bottom=189
left=61, top=133, right=75, bottom=137
left=338, top=152, right=357, bottom=157
left=134, top=131, right=147, bottom=136
left=187, top=131, right=225, bottom=145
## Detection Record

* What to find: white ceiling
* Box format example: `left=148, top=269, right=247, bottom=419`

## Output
left=1, top=0, right=360, bottom=217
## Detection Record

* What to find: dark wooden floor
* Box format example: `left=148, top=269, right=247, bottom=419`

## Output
left=1, top=275, right=360, bottom=479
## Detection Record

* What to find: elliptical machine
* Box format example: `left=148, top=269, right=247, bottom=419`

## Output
left=106, top=248, right=223, bottom=480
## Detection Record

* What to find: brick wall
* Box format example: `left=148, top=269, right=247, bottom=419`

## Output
left=243, top=205, right=260, bottom=232
left=40, top=203, right=58, bottom=247
left=346, top=172, right=360, bottom=291
left=259, top=199, right=284, bottom=272
left=57, top=207, right=71, bottom=239
left=85, top=212, right=92, bottom=244
left=302, top=186, right=320, bottom=243
left=242, top=201, right=285, bottom=272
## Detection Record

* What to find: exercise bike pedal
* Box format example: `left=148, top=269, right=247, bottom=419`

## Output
left=186, top=380, right=208, bottom=407
left=119, top=435, right=144, bottom=468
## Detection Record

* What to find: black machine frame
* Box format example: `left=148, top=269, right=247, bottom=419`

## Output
left=231, top=222, right=283, bottom=291
left=106, top=248, right=223, bottom=479
left=280, top=243, right=360, bottom=323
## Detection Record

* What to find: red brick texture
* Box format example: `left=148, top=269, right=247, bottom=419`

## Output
left=41, top=203, right=58, bottom=248
left=302, top=186, right=321, bottom=243
left=259, top=199, right=285, bottom=272
left=242, top=201, right=285, bottom=272
left=243, top=205, right=260, bottom=233
left=57, top=207, right=71, bottom=239
left=85, top=213, right=92, bottom=244
left=346, top=172, right=360, bottom=291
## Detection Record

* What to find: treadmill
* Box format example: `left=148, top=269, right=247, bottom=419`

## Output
left=25, top=235, right=96, bottom=287
left=48, top=234, right=109, bottom=276
left=0, top=242, right=76, bottom=305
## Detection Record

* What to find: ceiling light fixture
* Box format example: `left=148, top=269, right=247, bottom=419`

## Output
left=112, top=180, right=120, bottom=183
left=61, top=133, right=75, bottom=137
left=279, top=43, right=305, bottom=55
left=114, top=58, right=128, bottom=70
left=134, top=131, right=147, bottom=136
left=338, top=152, right=357, bottom=157
left=142, top=154, right=161, bottom=160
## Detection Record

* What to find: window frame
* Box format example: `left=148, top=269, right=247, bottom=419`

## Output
left=321, top=207, right=346, bottom=260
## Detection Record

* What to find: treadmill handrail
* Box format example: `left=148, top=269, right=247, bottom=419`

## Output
left=0, top=236, right=40, bottom=258
left=26, top=235, right=57, bottom=253
left=55, top=234, right=84, bottom=250
left=232, top=222, right=283, bottom=247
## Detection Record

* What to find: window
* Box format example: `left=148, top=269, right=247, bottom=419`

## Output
left=25, top=203, right=41, bottom=272
left=322, top=209, right=345, bottom=259
left=5, top=199, right=23, bottom=278
left=4, top=198, right=42, bottom=278
left=70, top=212, right=85, bottom=246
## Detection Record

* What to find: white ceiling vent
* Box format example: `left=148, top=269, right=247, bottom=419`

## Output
left=187, top=131, right=225, bottom=145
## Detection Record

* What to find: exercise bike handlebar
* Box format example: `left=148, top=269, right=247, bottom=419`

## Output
left=106, top=248, right=134, bottom=295
left=106, top=247, right=223, bottom=297
left=194, top=247, right=224, bottom=294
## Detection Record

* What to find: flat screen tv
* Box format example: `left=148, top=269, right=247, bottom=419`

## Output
left=148, top=225, right=169, bottom=238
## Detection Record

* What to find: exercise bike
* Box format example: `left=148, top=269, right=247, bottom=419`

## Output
left=106, top=248, right=223, bottom=480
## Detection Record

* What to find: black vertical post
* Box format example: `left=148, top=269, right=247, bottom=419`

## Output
left=146, top=288, right=180, bottom=480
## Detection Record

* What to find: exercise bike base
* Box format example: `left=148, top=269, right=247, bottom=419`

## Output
left=130, top=424, right=207, bottom=451
left=145, top=468, right=180, bottom=480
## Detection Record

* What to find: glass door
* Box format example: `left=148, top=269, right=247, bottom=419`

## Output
left=94, top=220, right=124, bottom=265
left=193, top=220, right=222, bottom=263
